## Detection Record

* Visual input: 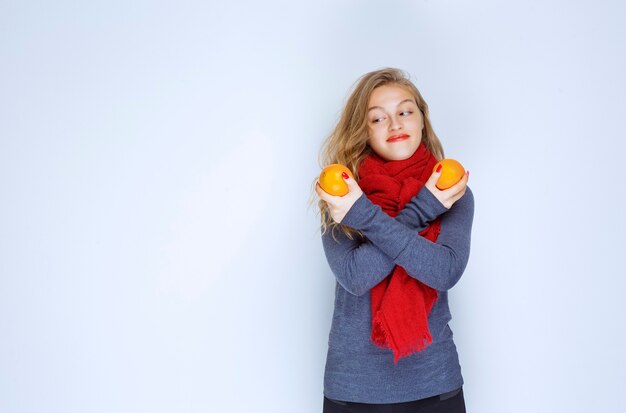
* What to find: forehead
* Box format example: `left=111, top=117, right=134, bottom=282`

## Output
left=368, top=84, right=415, bottom=107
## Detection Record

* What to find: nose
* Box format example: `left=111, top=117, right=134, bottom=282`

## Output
left=389, top=115, right=402, bottom=131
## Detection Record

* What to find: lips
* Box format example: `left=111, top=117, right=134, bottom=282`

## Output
left=387, top=134, right=410, bottom=142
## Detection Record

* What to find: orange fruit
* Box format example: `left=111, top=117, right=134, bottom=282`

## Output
left=319, top=164, right=354, bottom=196
left=433, top=159, right=466, bottom=190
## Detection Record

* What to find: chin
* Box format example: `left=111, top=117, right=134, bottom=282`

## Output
left=370, top=139, right=420, bottom=161
left=387, top=147, right=418, bottom=161
left=381, top=152, right=409, bottom=161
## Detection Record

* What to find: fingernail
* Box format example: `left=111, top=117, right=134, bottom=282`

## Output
left=436, top=164, right=442, bottom=173
left=342, top=172, right=349, bottom=179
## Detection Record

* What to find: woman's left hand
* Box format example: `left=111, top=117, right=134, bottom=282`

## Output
left=315, top=174, right=364, bottom=224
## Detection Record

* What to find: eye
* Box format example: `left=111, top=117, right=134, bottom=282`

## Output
left=400, top=111, right=413, bottom=116
left=371, top=116, right=385, bottom=124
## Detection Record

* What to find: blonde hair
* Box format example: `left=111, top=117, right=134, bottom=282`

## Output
left=309, top=67, right=445, bottom=240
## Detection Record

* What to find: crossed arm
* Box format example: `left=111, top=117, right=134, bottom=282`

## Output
left=321, top=185, right=474, bottom=295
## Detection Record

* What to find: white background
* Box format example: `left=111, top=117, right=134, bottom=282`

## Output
left=2, top=1, right=625, bottom=412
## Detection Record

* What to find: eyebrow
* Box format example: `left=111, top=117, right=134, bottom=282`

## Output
left=367, top=99, right=416, bottom=112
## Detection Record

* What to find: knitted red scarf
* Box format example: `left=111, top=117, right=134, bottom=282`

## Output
left=357, top=142, right=441, bottom=364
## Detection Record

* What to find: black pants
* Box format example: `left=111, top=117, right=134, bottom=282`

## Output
left=323, top=387, right=466, bottom=413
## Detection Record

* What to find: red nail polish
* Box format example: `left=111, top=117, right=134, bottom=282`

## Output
left=342, top=172, right=349, bottom=179
left=436, top=164, right=442, bottom=173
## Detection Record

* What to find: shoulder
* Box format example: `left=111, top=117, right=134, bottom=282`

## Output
left=463, top=185, right=474, bottom=206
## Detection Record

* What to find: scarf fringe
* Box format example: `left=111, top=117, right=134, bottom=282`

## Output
left=372, top=310, right=434, bottom=365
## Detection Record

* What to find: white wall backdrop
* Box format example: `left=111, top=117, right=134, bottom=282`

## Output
left=2, top=1, right=625, bottom=412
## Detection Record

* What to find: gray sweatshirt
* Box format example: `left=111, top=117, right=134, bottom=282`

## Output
left=321, top=184, right=474, bottom=403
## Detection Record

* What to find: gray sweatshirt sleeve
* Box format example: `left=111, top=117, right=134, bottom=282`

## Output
left=339, top=186, right=474, bottom=292
left=321, top=186, right=449, bottom=296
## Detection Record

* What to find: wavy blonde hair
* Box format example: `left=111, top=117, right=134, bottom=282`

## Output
left=309, top=67, right=445, bottom=241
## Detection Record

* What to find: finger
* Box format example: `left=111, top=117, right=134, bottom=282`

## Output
left=452, top=187, right=467, bottom=205
left=428, top=165, right=443, bottom=183
left=316, top=181, right=343, bottom=204
left=447, top=172, right=469, bottom=195
left=458, top=171, right=469, bottom=187
left=426, top=166, right=443, bottom=191
left=342, top=173, right=360, bottom=193
left=315, top=182, right=330, bottom=202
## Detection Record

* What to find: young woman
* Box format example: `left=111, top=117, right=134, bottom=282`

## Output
left=314, top=68, right=473, bottom=412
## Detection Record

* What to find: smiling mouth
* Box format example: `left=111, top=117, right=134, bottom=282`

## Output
left=387, top=134, right=410, bottom=142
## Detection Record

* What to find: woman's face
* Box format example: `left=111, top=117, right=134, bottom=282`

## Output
left=366, top=84, right=424, bottom=161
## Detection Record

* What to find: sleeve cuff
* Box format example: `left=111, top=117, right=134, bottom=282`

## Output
left=416, top=186, right=449, bottom=216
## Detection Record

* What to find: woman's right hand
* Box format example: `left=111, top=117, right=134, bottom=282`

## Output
left=424, top=168, right=470, bottom=209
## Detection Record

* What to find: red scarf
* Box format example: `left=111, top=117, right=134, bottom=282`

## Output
left=357, top=142, right=441, bottom=364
